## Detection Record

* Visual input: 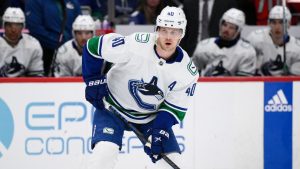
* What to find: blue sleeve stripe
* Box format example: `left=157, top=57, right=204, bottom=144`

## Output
left=98, top=35, right=104, bottom=58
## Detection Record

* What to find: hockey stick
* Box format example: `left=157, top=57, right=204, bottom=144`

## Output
left=282, top=0, right=289, bottom=75
left=103, top=100, right=180, bottom=169
left=48, top=0, right=67, bottom=77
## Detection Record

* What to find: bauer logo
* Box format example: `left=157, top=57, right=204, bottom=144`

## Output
left=264, top=82, right=293, bottom=112
left=0, top=98, right=14, bottom=158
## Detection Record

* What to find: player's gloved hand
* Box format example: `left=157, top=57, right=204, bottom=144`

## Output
left=85, top=75, right=108, bottom=110
left=144, top=128, right=170, bottom=163
left=144, top=111, right=177, bottom=163
left=261, top=54, right=287, bottom=76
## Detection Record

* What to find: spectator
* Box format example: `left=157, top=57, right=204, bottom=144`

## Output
left=246, top=5, right=300, bottom=76
left=129, top=0, right=164, bottom=25
left=54, top=15, right=95, bottom=77
left=0, top=7, right=44, bottom=77
left=192, top=8, right=257, bottom=76
left=96, top=0, right=139, bottom=24
left=25, top=0, right=81, bottom=76
left=180, top=0, right=237, bottom=56
left=78, top=0, right=105, bottom=20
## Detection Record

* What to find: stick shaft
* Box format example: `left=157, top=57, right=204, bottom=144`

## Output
left=282, top=0, right=288, bottom=73
left=106, top=105, right=180, bottom=169
left=48, top=0, right=67, bottom=77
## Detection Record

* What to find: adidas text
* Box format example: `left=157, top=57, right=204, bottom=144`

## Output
left=264, top=104, right=292, bottom=112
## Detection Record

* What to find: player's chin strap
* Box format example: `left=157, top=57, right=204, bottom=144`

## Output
left=103, top=99, right=180, bottom=169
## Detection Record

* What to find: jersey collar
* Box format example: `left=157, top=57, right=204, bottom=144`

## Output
left=154, top=45, right=184, bottom=64
left=215, top=34, right=240, bottom=48
left=72, top=40, right=82, bottom=56
left=1, top=33, right=23, bottom=47
left=268, top=32, right=290, bottom=47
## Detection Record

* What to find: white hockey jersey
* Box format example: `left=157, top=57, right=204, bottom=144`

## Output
left=0, top=34, right=43, bottom=77
left=246, top=28, right=300, bottom=75
left=86, top=32, right=198, bottom=123
left=54, top=40, right=82, bottom=77
left=192, top=37, right=257, bottom=76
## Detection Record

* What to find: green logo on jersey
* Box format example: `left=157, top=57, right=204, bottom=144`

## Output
left=135, top=33, right=150, bottom=43
left=187, top=60, right=198, bottom=76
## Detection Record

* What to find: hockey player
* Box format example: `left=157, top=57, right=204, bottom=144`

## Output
left=0, top=7, right=44, bottom=77
left=246, top=5, right=300, bottom=76
left=192, top=8, right=257, bottom=76
left=82, top=6, right=198, bottom=169
left=54, top=15, right=95, bottom=77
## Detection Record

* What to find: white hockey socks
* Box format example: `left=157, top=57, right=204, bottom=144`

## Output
left=87, top=141, right=119, bottom=169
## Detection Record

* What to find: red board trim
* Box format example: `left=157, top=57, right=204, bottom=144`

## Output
left=1, top=76, right=300, bottom=83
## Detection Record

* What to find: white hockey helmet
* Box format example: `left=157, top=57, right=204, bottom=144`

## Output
left=220, top=8, right=245, bottom=32
left=72, top=15, right=95, bottom=35
left=156, top=6, right=187, bottom=38
left=268, top=5, right=292, bottom=22
left=2, top=7, right=25, bottom=27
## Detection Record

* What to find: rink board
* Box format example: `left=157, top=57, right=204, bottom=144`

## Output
left=0, top=78, right=299, bottom=169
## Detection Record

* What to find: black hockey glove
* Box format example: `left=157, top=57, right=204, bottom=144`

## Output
left=85, top=75, right=108, bottom=110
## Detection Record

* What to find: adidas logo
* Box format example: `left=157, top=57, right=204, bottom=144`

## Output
left=264, top=89, right=292, bottom=112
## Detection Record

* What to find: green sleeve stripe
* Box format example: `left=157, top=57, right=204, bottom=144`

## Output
left=159, top=102, right=186, bottom=121
left=87, top=36, right=103, bottom=59
left=106, top=95, right=156, bottom=116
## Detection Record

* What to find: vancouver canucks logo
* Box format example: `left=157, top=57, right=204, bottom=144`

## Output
left=128, top=76, right=164, bottom=111
left=0, top=56, right=26, bottom=77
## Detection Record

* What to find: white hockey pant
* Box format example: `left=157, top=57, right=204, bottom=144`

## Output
left=87, top=141, right=119, bottom=169
left=87, top=141, right=181, bottom=169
